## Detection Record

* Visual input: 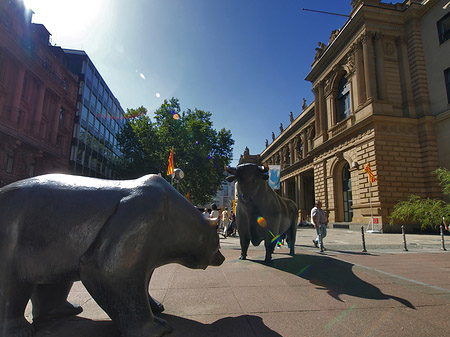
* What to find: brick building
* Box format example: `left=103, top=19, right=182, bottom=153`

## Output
left=260, top=0, right=449, bottom=231
left=0, top=0, right=78, bottom=186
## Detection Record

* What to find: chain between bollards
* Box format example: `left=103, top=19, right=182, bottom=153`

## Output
left=401, top=225, right=408, bottom=251
left=441, top=225, right=447, bottom=251
left=361, top=226, right=367, bottom=252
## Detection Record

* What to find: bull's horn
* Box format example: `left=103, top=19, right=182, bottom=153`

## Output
left=225, top=165, right=236, bottom=175
left=258, top=165, right=269, bottom=173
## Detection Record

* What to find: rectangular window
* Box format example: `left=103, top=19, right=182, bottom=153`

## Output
left=83, top=85, right=91, bottom=102
left=89, top=113, right=95, bottom=128
left=70, top=145, right=77, bottom=161
left=93, top=75, right=99, bottom=91
left=445, top=67, right=450, bottom=104
left=86, top=65, right=93, bottom=84
left=438, top=12, right=450, bottom=44
left=90, top=95, right=97, bottom=112
left=81, top=105, right=89, bottom=123
left=95, top=118, right=100, bottom=133
left=99, top=83, right=104, bottom=99
left=6, top=155, right=14, bottom=173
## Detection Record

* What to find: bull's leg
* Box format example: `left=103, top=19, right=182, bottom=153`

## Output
left=0, top=280, right=34, bottom=337
left=286, top=222, right=297, bottom=256
left=264, top=233, right=275, bottom=262
left=80, top=261, right=172, bottom=337
left=31, top=281, right=82, bottom=323
left=239, top=235, right=250, bottom=260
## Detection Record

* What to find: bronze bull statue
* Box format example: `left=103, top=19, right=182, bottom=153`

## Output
left=0, top=174, right=224, bottom=337
left=226, top=163, right=298, bottom=262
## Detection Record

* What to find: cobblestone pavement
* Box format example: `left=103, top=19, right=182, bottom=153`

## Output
left=29, top=228, right=450, bottom=337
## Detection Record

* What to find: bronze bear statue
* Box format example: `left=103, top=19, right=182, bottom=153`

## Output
left=0, top=174, right=224, bottom=337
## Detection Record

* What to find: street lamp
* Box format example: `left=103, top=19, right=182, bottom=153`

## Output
left=173, top=168, right=184, bottom=191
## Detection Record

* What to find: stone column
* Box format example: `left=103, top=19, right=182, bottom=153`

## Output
left=354, top=41, right=366, bottom=106
left=313, top=86, right=321, bottom=138
left=396, top=37, right=415, bottom=117
left=289, top=141, right=294, bottom=165
left=374, top=33, right=387, bottom=100
left=362, top=32, right=377, bottom=100
left=11, top=67, right=25, bottom=124
left=301, top=131, right=307, bottom=157
left=318, top=81, right=328, bottom=138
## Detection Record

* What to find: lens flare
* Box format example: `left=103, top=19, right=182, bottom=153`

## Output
left=257, top=216, right=267, bottom=228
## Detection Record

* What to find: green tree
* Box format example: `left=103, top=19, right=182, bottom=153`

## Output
left=390, top=168, right=450, bottom=230
left=116, top=98, right=234, bottom=205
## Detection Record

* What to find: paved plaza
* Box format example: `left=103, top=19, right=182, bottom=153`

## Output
left=28, top=228, right=450, bottom=336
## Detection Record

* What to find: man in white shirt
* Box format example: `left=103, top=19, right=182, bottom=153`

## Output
left=311, top=200, right=328, bottom=250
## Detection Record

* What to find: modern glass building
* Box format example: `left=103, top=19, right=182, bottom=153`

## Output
left=63, top=49, right=125, bottom=178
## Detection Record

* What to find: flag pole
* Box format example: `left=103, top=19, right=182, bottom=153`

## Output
left=366, top=175, right=381, bottom=233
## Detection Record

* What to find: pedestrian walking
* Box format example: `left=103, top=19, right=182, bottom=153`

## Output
left=311, top=200, right=328, bottom=250
left=210, top=204, right=220, bottom=231
left=221, top=207, right=230, bottom=238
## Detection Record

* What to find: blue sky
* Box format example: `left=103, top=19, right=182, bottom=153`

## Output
left=27, top=0, right=354, bottom=166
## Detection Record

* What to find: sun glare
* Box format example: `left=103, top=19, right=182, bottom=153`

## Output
left=24, top=0, right=108, bottom=46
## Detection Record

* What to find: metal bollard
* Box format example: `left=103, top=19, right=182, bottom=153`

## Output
left=401, top=225, right=408, bottom=251
left=441, top=225, right=446, bottom=251
left=319, top=225, right=324, bottom=252
left=361, top=226, right=367, bottom=252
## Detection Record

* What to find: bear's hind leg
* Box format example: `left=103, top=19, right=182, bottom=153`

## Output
left=80, top=264, right=172, bottom=337
left=0, top=281, right=34, bottom=337
left=31, top=281, right=82, bottom=324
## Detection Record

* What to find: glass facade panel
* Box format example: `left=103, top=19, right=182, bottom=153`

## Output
left=93, top=75, right=99, bottom=91
left=83, top=85, right=91, bottom=103
left=81, top=105, right=89, bottom=123
left=89, top=113, right=95, bottom=128
left=95, top=118, right=100, bottom=133
left=79, top=126, right=87, bottom=141
left=86, top=65, right=93, bottom=84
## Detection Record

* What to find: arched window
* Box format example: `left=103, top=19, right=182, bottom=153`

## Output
left=336, top=76, right=351, bottom=122
left=342, top=162, right=353, bottom=222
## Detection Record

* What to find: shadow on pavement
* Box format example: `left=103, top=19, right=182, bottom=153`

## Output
left=254, top=254, right=415, bottom=309
left=34, top=314, right=281, bottom=337
left=159, top=314, right=282, bottom=337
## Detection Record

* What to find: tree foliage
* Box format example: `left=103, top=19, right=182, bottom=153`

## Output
left=389, top=168, right=450, bottom=230
left=116, top=98, right=234, bottom=205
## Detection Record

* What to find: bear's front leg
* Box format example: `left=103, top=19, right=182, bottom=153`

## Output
left=0, top=280, right=34, bottom=337
left=31, top=281, right=82, bottom=324
left=80, top=260, right=173, bottom=337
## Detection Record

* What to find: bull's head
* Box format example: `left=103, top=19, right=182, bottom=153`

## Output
left=225, top=163, right=269, bottom=204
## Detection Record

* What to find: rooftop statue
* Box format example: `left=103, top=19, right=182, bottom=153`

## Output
left=0, top=174, right=224, bottom=337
